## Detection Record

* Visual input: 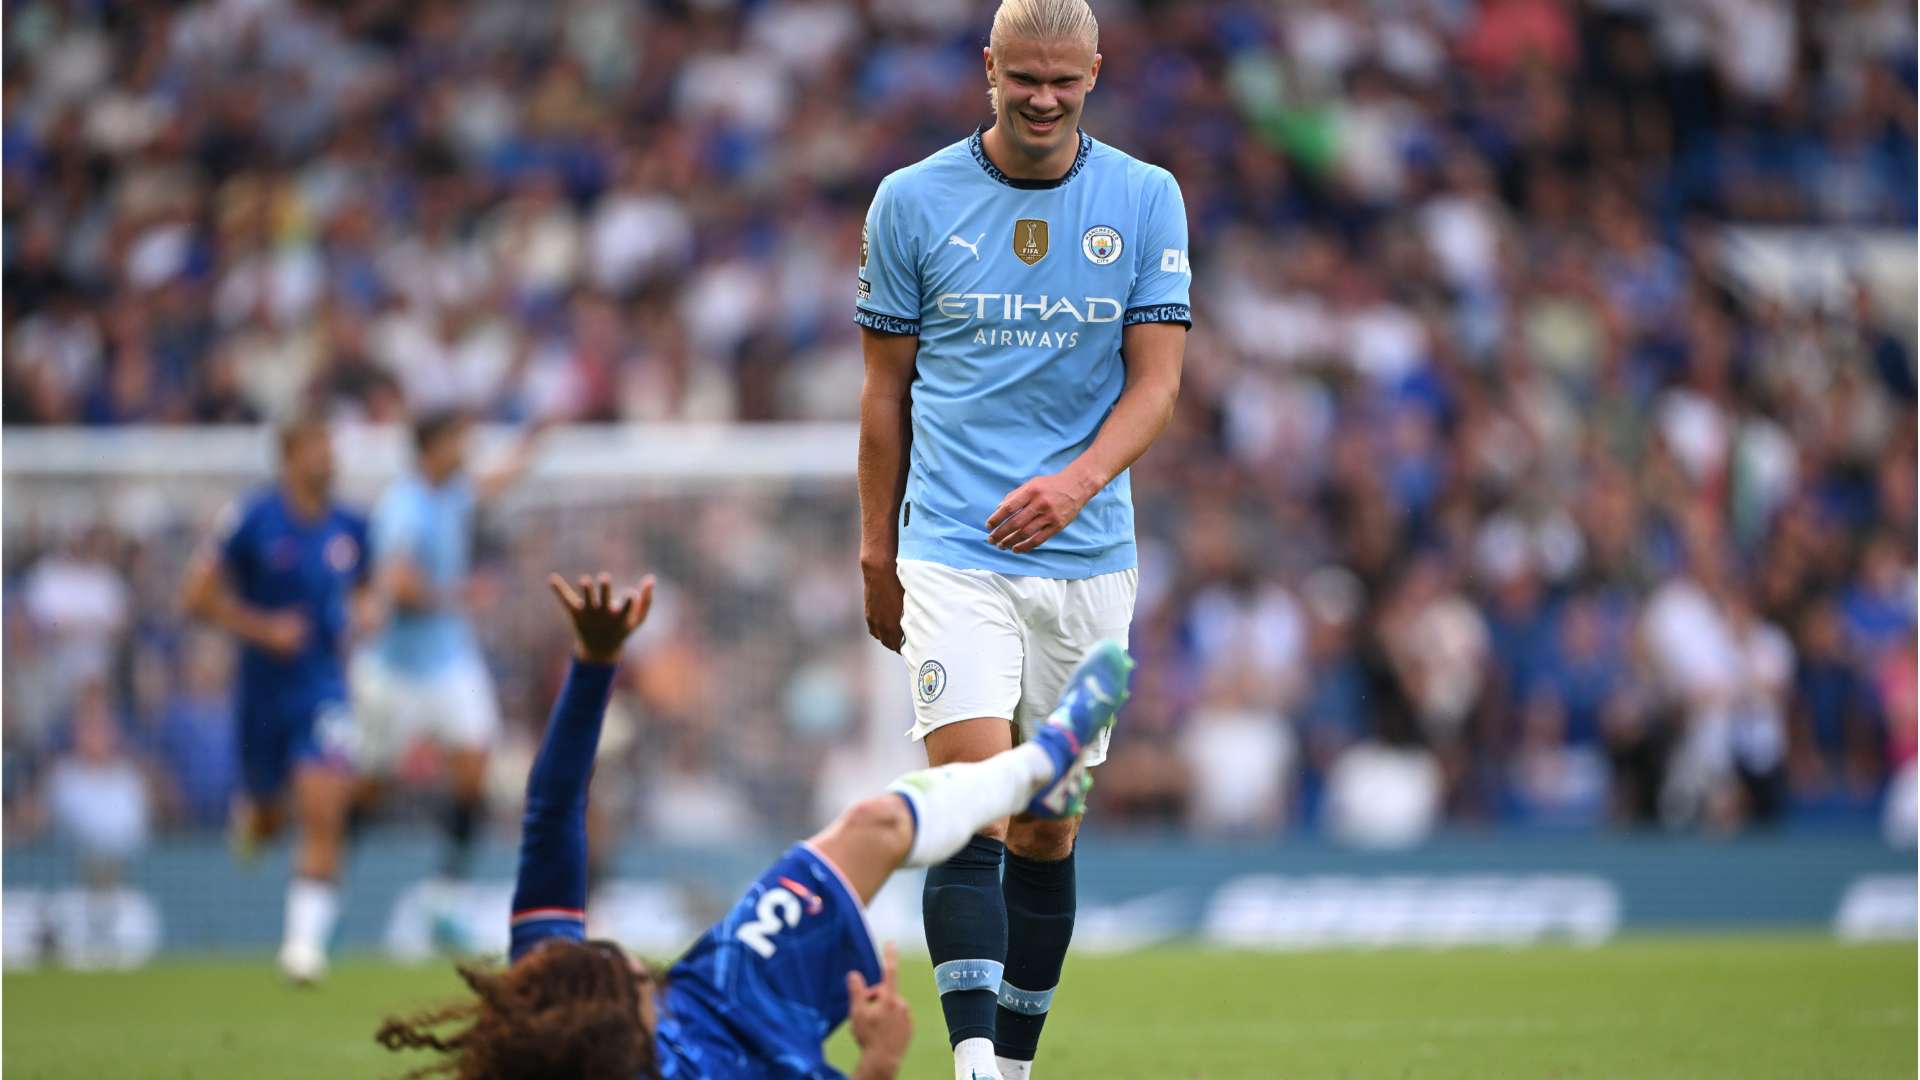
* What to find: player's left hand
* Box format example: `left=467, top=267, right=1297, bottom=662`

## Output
left=547, top=572, right=656, bottom=664
left=987, top=470, right=1099, bottom=553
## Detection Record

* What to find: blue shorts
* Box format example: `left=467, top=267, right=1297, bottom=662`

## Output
left=236, top=689, right=353, bottom=799
left=656, top=844, right=883, bottom=1079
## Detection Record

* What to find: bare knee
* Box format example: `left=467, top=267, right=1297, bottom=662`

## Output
left=1006, top=815, right=1077, bottom=861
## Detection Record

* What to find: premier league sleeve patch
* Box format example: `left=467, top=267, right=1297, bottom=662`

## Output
left=1082, top=225, right=1123, bottom=266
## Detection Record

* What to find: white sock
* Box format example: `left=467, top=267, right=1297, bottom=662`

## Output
left=889, top=744, right=1055, bottom=867
left=997, top=1058, right=1032, bottom=1080
left=284, top=877, right=339, bottom=955
left=953, top=1036, right=1002, bottom=1080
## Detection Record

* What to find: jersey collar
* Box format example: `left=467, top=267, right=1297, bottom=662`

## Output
left=969, top=122, right=1092, bottom=190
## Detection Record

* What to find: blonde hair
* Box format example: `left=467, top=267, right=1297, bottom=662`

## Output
left=988, top=0, right=1100, bottom=112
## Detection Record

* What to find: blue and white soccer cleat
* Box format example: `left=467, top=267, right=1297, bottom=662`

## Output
left=1025, top=640, right=1134, bottom=819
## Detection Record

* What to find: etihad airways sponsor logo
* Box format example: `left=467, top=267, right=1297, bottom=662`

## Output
left=934, top=293, right=1124, bottom=323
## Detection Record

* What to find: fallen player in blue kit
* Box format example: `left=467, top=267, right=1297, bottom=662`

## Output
left=378, top=571, right=1133, bottom=1078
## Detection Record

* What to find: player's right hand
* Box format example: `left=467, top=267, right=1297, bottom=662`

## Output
left=257, top=611, right=309, bottom=657
left=861, top=562, right=905, bottom=653
left=547, top=572, right=656, bottom=664
left=847, top=942, right=911, bottom=1072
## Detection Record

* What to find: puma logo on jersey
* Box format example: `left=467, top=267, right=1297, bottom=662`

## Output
left=948, top=232, right=985, bottom=260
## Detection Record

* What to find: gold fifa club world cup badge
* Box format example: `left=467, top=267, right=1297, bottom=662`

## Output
left=1013, top=219, right=1049, bottom=265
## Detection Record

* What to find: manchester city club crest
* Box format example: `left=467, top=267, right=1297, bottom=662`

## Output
left=917, top=659, right=947, bottom=703
left=1013, top=219, right=1049, bottom=265
left=1082, top=225, right=1123, bottom=265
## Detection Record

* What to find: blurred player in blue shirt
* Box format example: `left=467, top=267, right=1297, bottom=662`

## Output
left=854, top=2, right=1189, bottom=1076
left=354, top=409, right=543, bottom=917
left=378, top=570, right=1131, bottom=1080
left=181, top=412, right=369, bottom=983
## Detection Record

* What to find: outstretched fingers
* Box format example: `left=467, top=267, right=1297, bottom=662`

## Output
left=624, top=575, right=657, bottom=631
left=547, top=573, right=584, bottom=612
left=554, top=571, right=657, bottom=660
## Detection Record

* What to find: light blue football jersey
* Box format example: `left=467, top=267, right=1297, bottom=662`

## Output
left=370, top=473, right=479, bottom=673
left=856, top=125, right=1192, bottom=580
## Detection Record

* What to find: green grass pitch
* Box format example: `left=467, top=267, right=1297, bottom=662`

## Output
left=5, top=936, right=1912, bottom=1078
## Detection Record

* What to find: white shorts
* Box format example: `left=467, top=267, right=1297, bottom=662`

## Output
left=897, top=558, right=1137, bottom=768
left=350, top=650, right=502, bottom=771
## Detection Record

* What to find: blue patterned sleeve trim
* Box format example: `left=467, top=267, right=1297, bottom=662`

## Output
left=854, top=308, right=920, bottom=336
left=1124, top=303, right=1192, bottom=328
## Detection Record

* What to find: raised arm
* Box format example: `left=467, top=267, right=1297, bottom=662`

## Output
left=856, top=327, right=918, bottom=652
left=508, top=572, right=655, bottom=963
left=474, top=419, right=553, bottom=503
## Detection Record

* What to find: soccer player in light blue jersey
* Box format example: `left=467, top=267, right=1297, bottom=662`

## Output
left=854, top=2, right=1190, bottom=1077
left=354, top=410, right=544, bottom=923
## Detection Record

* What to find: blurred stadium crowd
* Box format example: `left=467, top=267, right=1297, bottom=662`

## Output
left=4, top=0, right=1915, bottom=854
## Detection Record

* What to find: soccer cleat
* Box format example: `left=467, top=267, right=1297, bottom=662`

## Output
left=1025, top=640, right=1133, bottom=818
left=431, top=911, right=474, bottom=955
left=1056, top=770, right=1096, bottom=819
left=277, top=940, right=327, bottom=986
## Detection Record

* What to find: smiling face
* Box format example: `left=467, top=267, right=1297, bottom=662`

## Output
left=985, top=33, right=1100, bottom=166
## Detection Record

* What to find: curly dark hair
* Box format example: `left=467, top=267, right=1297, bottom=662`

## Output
left=376, top=939, right=661, bottom=1080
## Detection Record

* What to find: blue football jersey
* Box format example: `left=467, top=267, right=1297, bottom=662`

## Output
left=856, top=124, right=1192, bottom=580
left=510, top=668, right=883, bottom=1078
left=218, top=488, right=369, bottom=707
left=369, top=473, right=479, bottom=673
left=656, top=844, right=882, bottom=1079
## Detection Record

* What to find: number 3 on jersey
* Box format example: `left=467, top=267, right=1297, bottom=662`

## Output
left=735, top=887, right=802, bottom=958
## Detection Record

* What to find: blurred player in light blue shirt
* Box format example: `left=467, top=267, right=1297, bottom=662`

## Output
left=356, top=410, right=544, bottom=907
left=372, top=466, right=477, bottom=674
left=853, top=3, right=1191, bottom=1077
